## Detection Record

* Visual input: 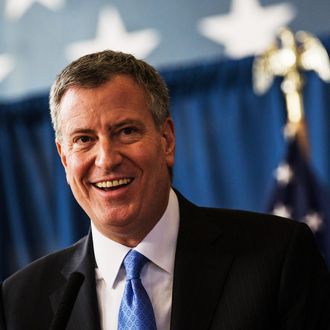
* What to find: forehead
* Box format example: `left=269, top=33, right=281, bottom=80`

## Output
left=58, top=75, right=153, bottom=130
left=61, top=75, right=149, bottom=107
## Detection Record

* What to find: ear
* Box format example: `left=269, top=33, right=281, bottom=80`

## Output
left=56, top=141, right=70, bottom=184
left=56, top=141, right=67, bottom=167
left=161, top=117, right=175, bottom=168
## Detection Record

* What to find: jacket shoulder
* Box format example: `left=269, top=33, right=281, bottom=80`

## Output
left=203, top=205, right=313, bottom=245
left=178, top=191, right=315, bottom=255
left=2, top=235, right=88, bottom=290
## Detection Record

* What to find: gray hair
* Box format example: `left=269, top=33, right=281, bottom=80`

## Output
left=49, top=50, right=170, bottom=141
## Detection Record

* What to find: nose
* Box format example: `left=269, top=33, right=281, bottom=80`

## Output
left=95, top=138, right=122, bottom=170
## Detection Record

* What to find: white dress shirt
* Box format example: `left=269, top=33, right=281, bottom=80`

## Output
left=91, top=189, right=180, bottom=330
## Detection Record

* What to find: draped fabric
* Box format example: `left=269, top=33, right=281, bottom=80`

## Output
left=0, top=96, right=89, bottom=279
left=163, top=57, right=287, bottom=210
left=1, top=37, right=330, bottom=279
left=267, top=139, right=330, bottom=266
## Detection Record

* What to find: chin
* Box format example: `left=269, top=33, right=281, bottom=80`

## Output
left=96, top=209, right=136, bottom=227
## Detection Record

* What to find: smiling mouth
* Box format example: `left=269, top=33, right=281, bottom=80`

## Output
left=93, top=178, right=133, bottom=191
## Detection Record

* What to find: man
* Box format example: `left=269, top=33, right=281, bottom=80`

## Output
left=1, top=50, right=329, bottom=330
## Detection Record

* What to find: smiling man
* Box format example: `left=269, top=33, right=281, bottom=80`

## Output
left=1, top=51, right=329, bottom=330
left=56, top=74, right=174, bottom=248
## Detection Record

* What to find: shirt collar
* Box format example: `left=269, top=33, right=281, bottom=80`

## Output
left=91, top=188, right=180, bottom=288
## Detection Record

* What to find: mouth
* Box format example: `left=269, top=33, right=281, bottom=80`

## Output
left=93, top=178, right=133, bottom=191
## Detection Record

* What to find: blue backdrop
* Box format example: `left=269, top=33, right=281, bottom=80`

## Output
left=1, top=37, right=330, bottom=280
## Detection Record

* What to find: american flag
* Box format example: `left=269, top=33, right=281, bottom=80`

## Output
left=267, top=137, right=330, bottom=267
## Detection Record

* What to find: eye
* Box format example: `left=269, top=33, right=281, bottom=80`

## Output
left=121, top=127, right=136, bottom=135
left=116, top=125, right=142, bottom=143
left=76, top=136, right=92, bottom=144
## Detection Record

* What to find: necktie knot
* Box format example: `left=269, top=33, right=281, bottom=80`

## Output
left=123, top=250, right=148, bottom=280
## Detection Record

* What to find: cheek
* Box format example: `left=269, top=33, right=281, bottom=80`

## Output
left=66, top=154, right=90, bottom=184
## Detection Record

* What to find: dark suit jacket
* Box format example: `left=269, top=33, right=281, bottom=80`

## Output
left=1, top=193, right=330, bottom=330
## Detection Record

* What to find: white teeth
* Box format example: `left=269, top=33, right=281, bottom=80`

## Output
left=95, top=178, right=132, bottom=189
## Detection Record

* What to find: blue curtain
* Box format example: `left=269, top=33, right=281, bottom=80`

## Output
left=0, top=96, right=89, bottom=279
left=163, top=57, right=287, bottom=210
left=1, top=36, right=330, bottom=280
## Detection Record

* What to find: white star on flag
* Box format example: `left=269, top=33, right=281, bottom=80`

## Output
left=5, top=0, right=65, bottom=20
left=303, top=212, right=324, bottom=233
left=274, top=162, right=293, bottom=186
left=66, top=6, right=160, bottom=61
left=272, top=203, right=291, bottom=218
left=197, top=0, right=296, bottom=58
left=0, top=54, right=14, bottom=82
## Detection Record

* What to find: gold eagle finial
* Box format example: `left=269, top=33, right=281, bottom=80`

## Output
left=253, top=27, right=330, bottom=152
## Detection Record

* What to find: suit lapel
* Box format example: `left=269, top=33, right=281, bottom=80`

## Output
left=50, top=232, right=101, bottom=330
left=49, top=193, right=234, bottom=330
left=170, top=194, right=235, bottom=330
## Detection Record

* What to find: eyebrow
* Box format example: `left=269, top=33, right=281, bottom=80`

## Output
left=68, top=119, right=144, bottom=136
left=111, top=119, right=144, bottom=130
left=68, top=128, right=96, bottom=136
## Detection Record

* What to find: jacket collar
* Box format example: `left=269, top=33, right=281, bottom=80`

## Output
left=49, top=191, right=235, bottom=330
left=170, top=192, right=235, bottom=330
left=49, top=232, right=101, bottom=330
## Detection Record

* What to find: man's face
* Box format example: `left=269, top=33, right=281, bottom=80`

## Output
left=56, top=75, right=175, bottom=246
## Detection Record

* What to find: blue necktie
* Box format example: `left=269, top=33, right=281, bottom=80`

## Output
left=118, top=250, right=157, bottom=330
